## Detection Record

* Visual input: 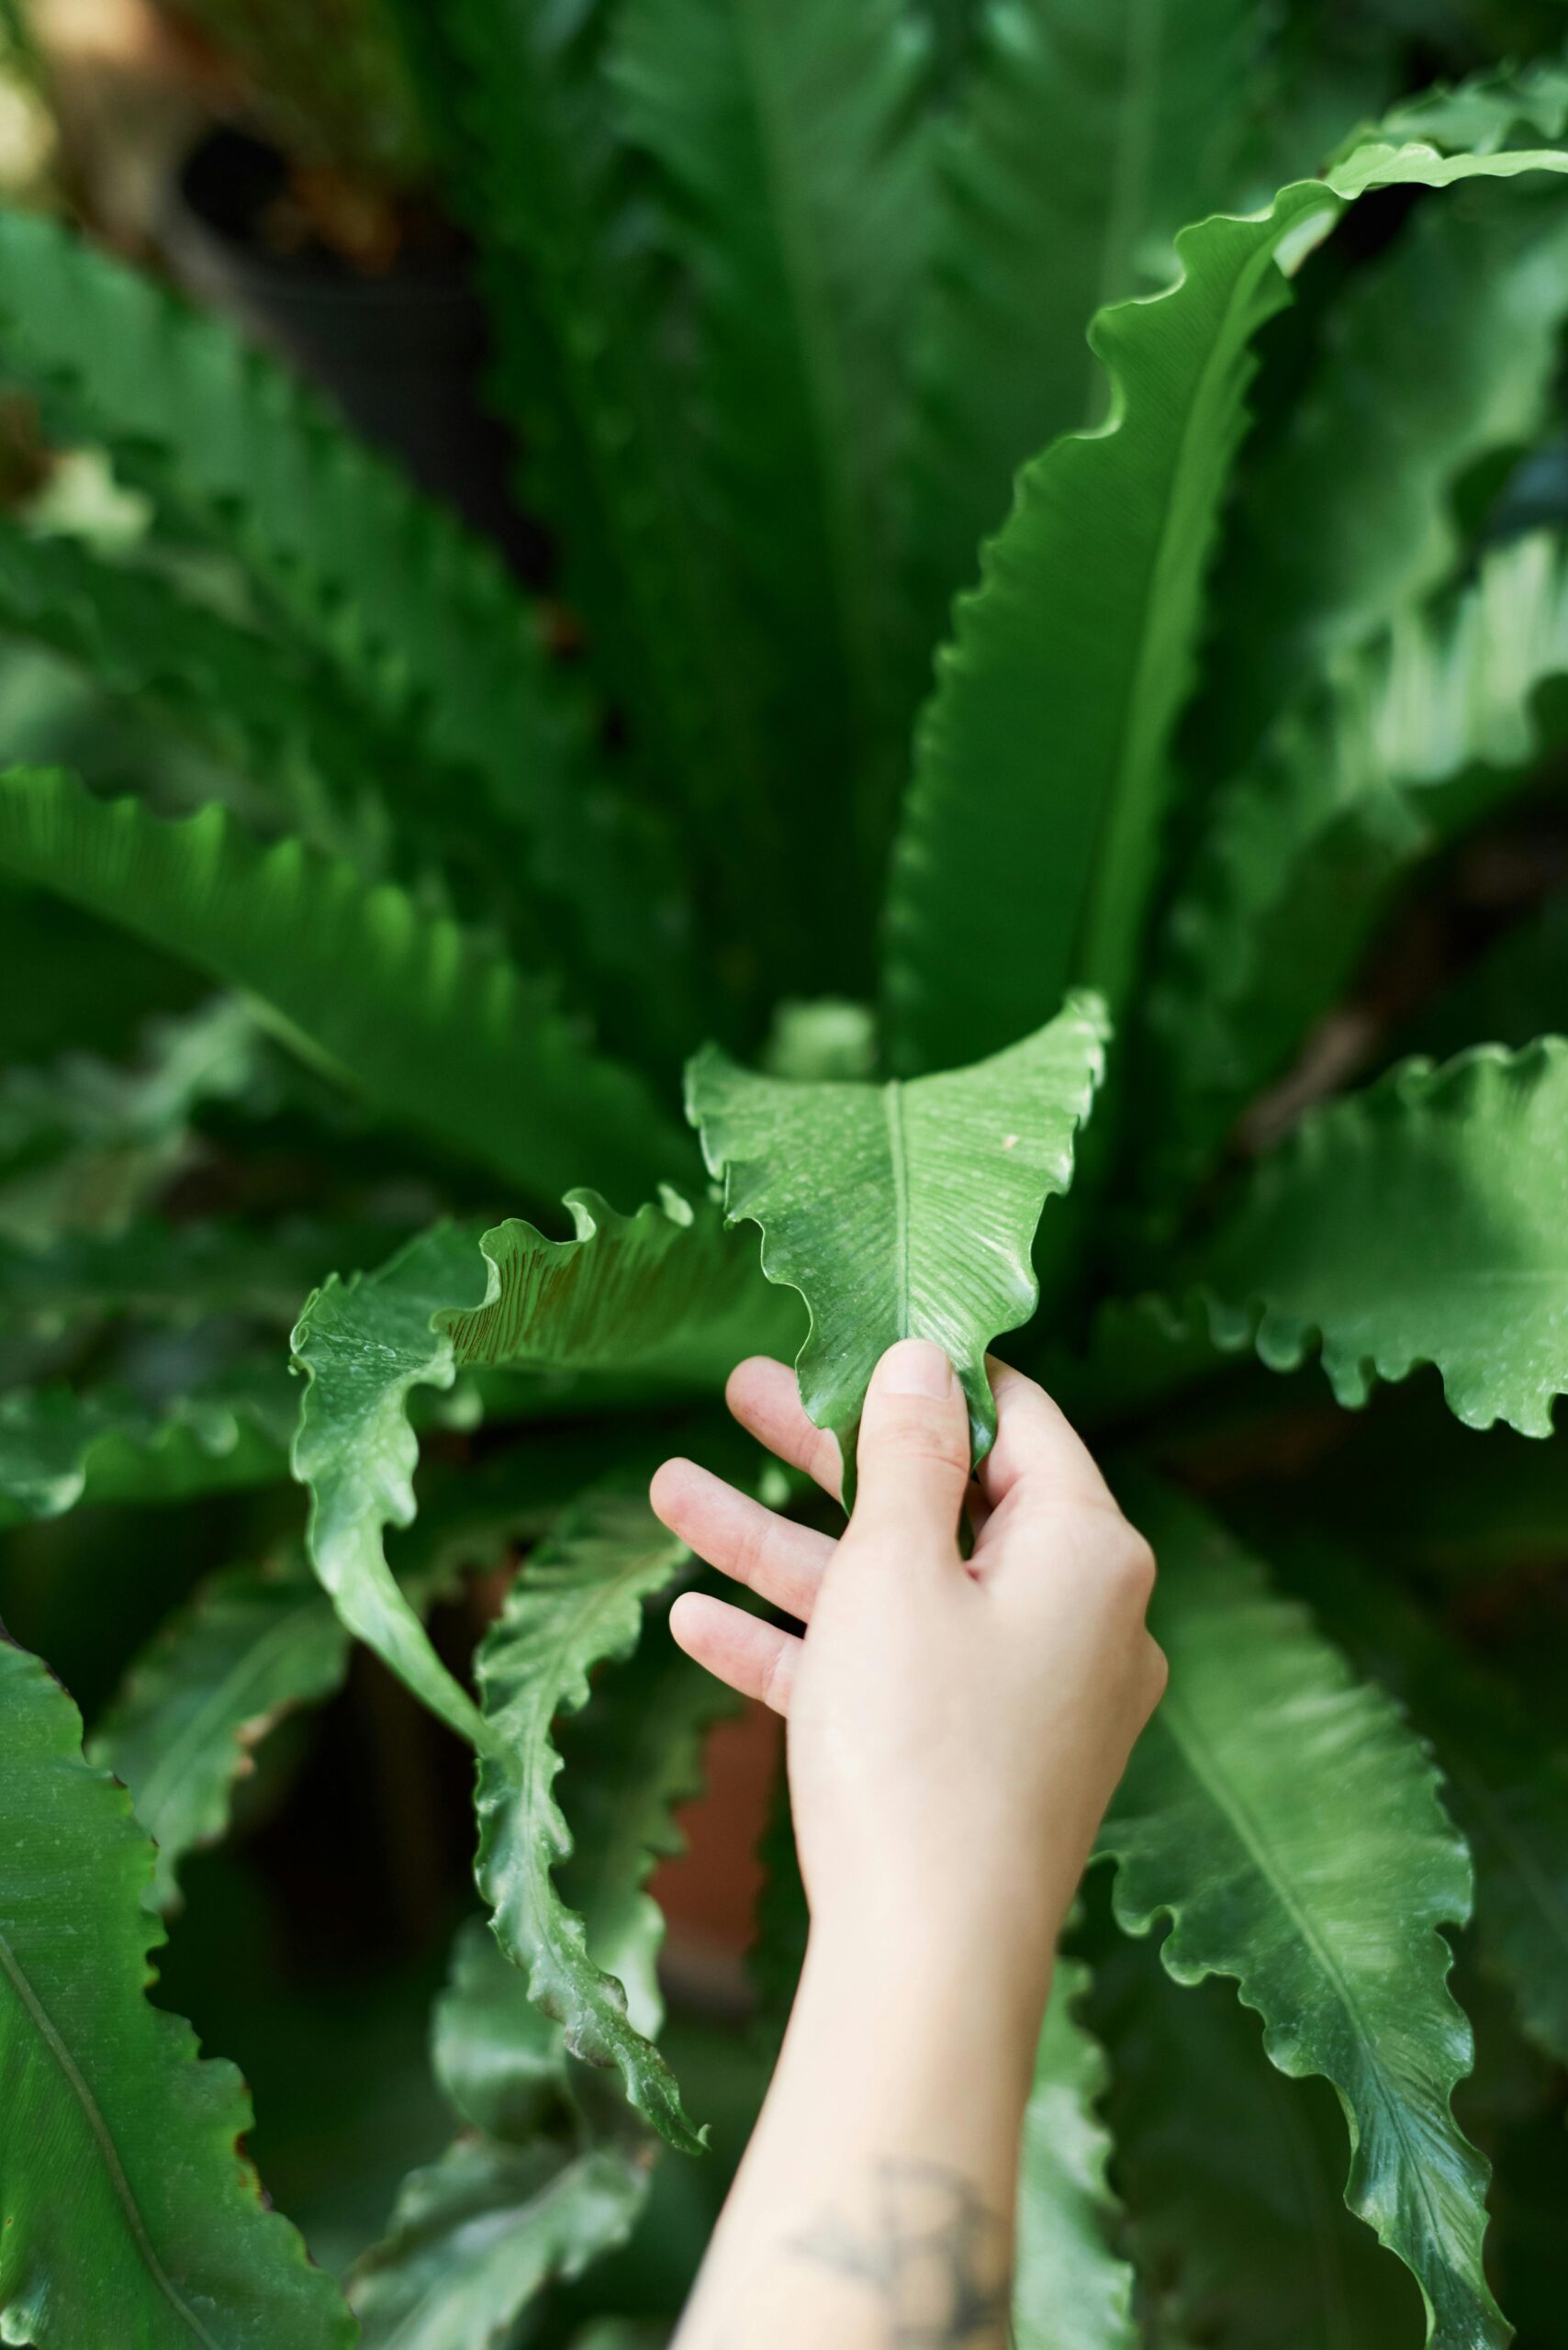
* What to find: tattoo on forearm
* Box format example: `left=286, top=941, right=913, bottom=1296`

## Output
left=790, top=2157, right=1012, bottom=2346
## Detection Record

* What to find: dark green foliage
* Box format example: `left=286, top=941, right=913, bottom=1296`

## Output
left=0, top=1639, right=353, bottom=2346
left=151, top=0, right=430, bottom=186
left=3, top=10, right=1568, bottom=2344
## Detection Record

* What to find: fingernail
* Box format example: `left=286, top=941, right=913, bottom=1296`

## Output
left=879, top=1337, right=953, bottom=1397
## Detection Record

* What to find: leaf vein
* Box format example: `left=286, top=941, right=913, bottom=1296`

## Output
left=0, top=1924, right=223, bottom=2344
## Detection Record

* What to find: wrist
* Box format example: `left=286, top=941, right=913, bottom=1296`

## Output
left=798, top=1894, right=1058, bottom=2091
left=759, top=1925, right=1046, bottom=2188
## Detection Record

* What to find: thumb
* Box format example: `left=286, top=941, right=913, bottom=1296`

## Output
left=851, top=1338, right=970, bottom=1553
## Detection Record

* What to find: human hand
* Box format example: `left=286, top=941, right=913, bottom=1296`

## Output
left=649, top=1338, right=1165, bottom=2042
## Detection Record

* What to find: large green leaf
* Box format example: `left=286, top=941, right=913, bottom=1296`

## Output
left=438, top=1198, right=801, bottom=1392
left=0, top=525, right=678, bottom=1024
left=390, top=1426, right=702, bottom=1594
left=1101, top=1479, right=1502, bottom=2350
left=352, top=1608, right=730, bottom=2336
left=554, top=1597, right=741, bottom=2041
left=689, top=991, right=1106, bottom=1485
left=0, top=1636, right=353, bottom=2345
left=0, top=618, right=239, bottom=814
left=0, top=1360, right=295, bottom=1528
left=1363, top=58, right=1568, bottom=142
left=0, top=993, right=272, bottom=1246
left=427, top=0, right=775, bottom=969
left=0, top=1214, right=405, bottom=1334
left=0, top=207, right=606, bottom=920
left=0, top=767, right=689, bottom=1203
left=884, top=126, right=1568, bottom=1077
left=1169, top=1039, right=1568, bottom=1436
left=1287, top=1546, right=1568, bottom=2074
left=88, top=1553, right=349, bottom=1914
left=1090, top=1935, right=1423, bottom=2347
left=0, top=520, right=406, bottom=871
left=613, top=0, right=929, bottom=928
left=897, top=0, right=1264, bottom=724
left=430, top=1919, right=566, bottom=2148
left=349, top=2139, right=646, bottom=2350
left=292, top=1199, right=790, bottom=1746
left=473, top=1486, right=700, bottom=2154
left=7, top=249, right=688, bottom=1058
left=0, top=995, right=268, bottom=1163
left=1332, top=61, right=1568, bottom=182
left=1197, top=178, right=1568, bottom=776
left=1014, top=1953, right=1136, bottom=2350
left=89, top=1427, right=661, bottom=1916
left=1146, top=532, right=1568, bottom=1184
left=288, top=1222, right=535, bottom=1751
left=0, top=871, right=201, bottom=1072
left=462, top=1595, right=734, bottom=2091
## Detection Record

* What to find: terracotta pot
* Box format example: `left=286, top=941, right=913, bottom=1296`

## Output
left=653, top=1701, right=783, bottom=2009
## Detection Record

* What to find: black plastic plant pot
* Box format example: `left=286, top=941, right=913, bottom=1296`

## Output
left=160, top=127, right=541, bottom=573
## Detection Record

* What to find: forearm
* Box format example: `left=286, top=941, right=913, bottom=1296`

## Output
left=674, top=1919, right=1050, bottom=2350
left=657, top=1344, right=1163, bottom=2346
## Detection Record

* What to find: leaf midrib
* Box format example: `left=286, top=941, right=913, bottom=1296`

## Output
left=1155, top=1678, right=1456, bottom=2284
left=1071, top=210, right=1319, bottom=1010
left=0, top=1918, right=223, bottom=2344
left=883, top=1080, right=913, bottom=1334
left=732, top=0, right=882, bottom=750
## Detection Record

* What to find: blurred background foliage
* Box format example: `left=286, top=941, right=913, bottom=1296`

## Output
left=0, top=2, right=764, bottom=2311
left=4, top=2, right=1568, bottom=2341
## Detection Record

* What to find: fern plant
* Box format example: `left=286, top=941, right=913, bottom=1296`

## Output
left=4, top=8, right=1568, bottom=2345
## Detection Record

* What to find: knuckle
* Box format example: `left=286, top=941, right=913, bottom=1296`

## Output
left=733, top=1515, right=772, bottom=1591
left=1104, top=1528, right=1158, bottom=1606
left=908, top=1434, right=971, bottom=1478
left=1144, top=1636, right=1170, bottom=1707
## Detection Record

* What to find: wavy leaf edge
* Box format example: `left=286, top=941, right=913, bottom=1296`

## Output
left=1098, top=1038, right=1568, bottom=1435
left=473, top=1487, right=707, bottom=2155
left=687, top=989, right=1110, bottom=1488
left=292, top=1189, right=742, bottom=1754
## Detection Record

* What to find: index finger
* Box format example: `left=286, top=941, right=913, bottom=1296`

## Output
left=725, top=1356, right=844, bottom=1501
left=980, top=1358, right=1116, bottom=1516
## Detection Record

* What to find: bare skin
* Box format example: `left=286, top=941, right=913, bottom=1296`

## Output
left=650, top=1337, right=1166, bottom=2349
